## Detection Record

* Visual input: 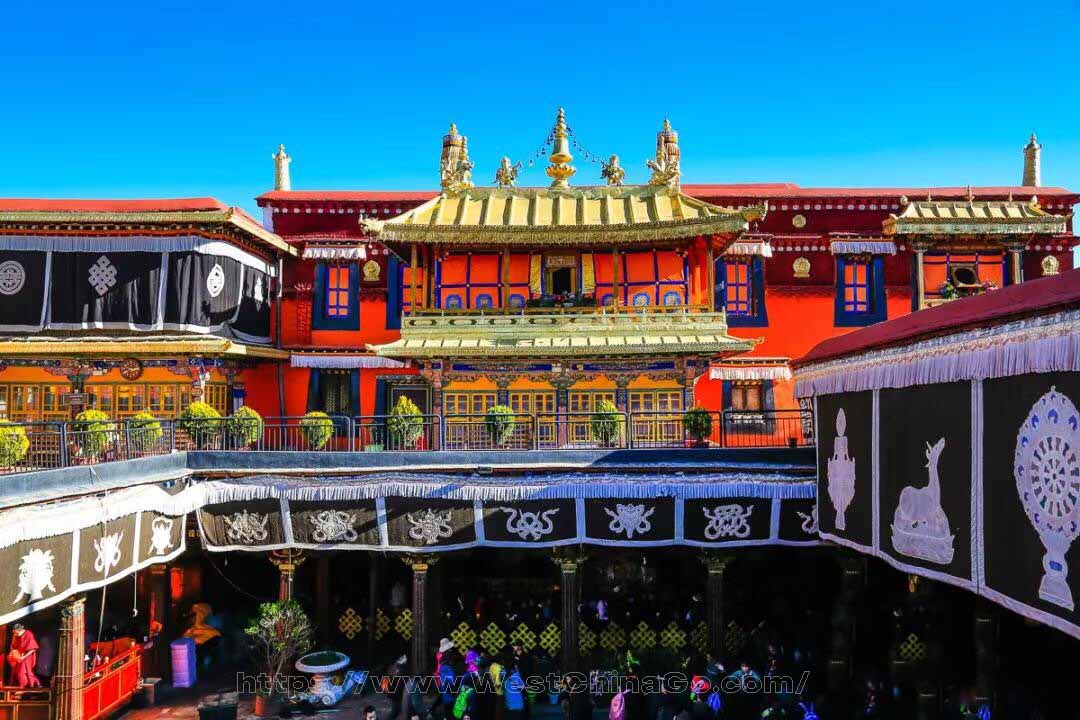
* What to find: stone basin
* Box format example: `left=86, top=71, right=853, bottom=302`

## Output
left=295, top=651, right=350, bottom=674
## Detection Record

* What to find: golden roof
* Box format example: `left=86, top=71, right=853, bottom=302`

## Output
left=362, top=184, right=765, bottom=247
left=369, top=309, right=755, bottom=359
left=883, top=196, right=1067, bottom=236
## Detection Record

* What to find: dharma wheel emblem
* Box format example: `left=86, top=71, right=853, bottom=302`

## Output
left=1015, top=386, right=1080, bottom=610
left=206, top=263, right=226, bottom=298
left=0, top=260, right=26, bottom=295
left=826, top=408, right=856, bottom=530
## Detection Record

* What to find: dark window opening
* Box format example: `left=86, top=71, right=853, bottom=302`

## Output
left=551, top=267, right=574, bottom=295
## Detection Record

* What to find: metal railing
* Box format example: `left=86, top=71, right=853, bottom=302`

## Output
left=0, top=408, right=814, bottom=474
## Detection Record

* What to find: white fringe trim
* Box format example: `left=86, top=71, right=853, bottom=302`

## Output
left=829, top=241, right=897, bottom=256
left=0, top=483, right=203, bottom=550
left=709, top=364, right=791, bottom=381
left=200, top=474, right=816, bottom=503
left=290, top=355, right=407, bottom=369
left=795, top=311, right=1080, bottom=397
left=725, top=242, right=773, bottom=257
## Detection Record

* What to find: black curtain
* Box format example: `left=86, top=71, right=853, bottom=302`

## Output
left=164, top=252, right=243, bottom=330
left=233, top=267, right=271, bottom=341
left=50, top=251, right=163, bottom=327
left=0, top=251, right=48, bottom=329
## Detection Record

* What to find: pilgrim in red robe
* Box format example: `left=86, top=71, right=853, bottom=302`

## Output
left=7, top=625, right=42, bottom=688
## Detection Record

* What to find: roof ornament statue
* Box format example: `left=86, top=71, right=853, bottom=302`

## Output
left=600, top=155, right=626, bottom=186
left=273, top=144, right=292, bottom=191
left=647, top=118, right=681, bottom=189
left=1023, top=133, right=1041, bottom=187
left=545, top=108, right=576, bottom=188
left=494, top=157, right=522, bottom=188
left=965, top=185, right=975, bottom=203
left=440, top=123, right=475, bottom=193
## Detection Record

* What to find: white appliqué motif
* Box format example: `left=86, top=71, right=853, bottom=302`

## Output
left=310, top=510, right=359, bottom=543
left=1015, top=386, right=1080, bottom=610
left=604, top=503, right=655, bottom=539
left=88, top=255, right=118, bottom=296
left=797, top=506, right=819, bottom=534
left=891, top=438, right=955, bottom=565
left=826, top=408, right=856, bottom=530
left=93, top=530, right=125, bottom=575
left=500, top=507, right=559, bottom=540
left=702, top=504, right=753, bottom=539
left=206, top=264, right=226, bottom=298
left=14, top=549, right=56, bottom=604
left=223, top=510, right=270, bottom=544
left=0, top=260, right=26, bottom=296
left=253, top=276, right=264, bottom=304
left=406, top=509, right=454, bottom=545
left=149, top=517, right=175, bottom=555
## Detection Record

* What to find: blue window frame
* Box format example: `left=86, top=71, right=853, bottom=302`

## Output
left=476, top=293, right=493, bottom=308
left=445, top=294, right=463, bottom=309
left=715, top=256, right=767, bottom=327
left=313, top=263, right=360, bottom=330
left=835, top=256, right=886, bottom=327
left=508, top=293, right=526, bottom=309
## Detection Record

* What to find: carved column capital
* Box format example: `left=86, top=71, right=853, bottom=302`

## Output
left=702, top=551, right=735, bottom=574
left=401, top=553, right=439, bottom=573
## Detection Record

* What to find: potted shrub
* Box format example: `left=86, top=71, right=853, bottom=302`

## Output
left=299, top=411, right=334, bottom=450
left=73, top=409, right=115, bottom=460
left=226, top=406, right=264, bottom=449
left=244, top=600, right=313, bottom=717
left=590, top=399, right=622, bottom=447
left=387, top=396, right=424, bottom=450
left=485, top=405, right=516, bottom=446
left=177, top=401, right=222, bottom=449
left=127, top=412, right=164, bottom=454
left=683, top=406, right=713, bottom=447
left=0, top=422, right=30, bottom=471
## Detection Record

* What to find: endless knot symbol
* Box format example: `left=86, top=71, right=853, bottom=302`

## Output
left=206, top=263, right=226, bottom=298
left=310, top=510, right=359, bottom=543
left=0, top=261, right=26, bottom=295
left=702, top=504, right=754, bottom=540
left=88, top=255, right=118, bottom=295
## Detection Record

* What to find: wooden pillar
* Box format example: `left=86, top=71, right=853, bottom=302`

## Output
left=553, top=548, right=585, bottom=673
left=1007, top=242, right=1025, bottom=286
left=705, top=240, right=715, bottom=312
left=703, top=552, right=734, bottom=655
left=913, top=243, right=928, bottom=310
left=270, top=549, right=306, bottom=602
left=829, top=554, right=863, bottom=695
left=51, top=596, right=86, bottom=720
left=501, top=247, right=511, bottom=312
left=611, top=248, right=621, bottom=310
left=316, top=554, right=331, bottom=642
left=409, top=244, right=419, bottom=315
left=146, top=564, right=171, bottom=677
left=404, top=554, right=437, bottom=676
left=973, top=598, right=998, bottom=710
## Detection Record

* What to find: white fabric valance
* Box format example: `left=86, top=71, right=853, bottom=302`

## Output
left=0, top=235, right=276, bottom=274
left=725, top=242, right=773, bottom=257
left=302, top=246, right=368, bottom=261
left=709, top=364, right=792, bottom=381
left=291, top=354, right=407, bottom=369
left=829, top=240, right=897, bottom=256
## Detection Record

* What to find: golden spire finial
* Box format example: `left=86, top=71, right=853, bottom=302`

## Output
left=546, top=107, right=576, bottom=188
left=273, top=144, right=291, bottom=191
left=1023, top=133, right=1042, bottom=187
left=965, top=185, right=975, bottom=202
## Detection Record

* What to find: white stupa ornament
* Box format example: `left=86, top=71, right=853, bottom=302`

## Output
left=827, top=408, right=856, bottom=530
left=1015, top=386, right=1080, bottom=610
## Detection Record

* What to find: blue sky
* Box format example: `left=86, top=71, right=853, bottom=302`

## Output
left=2, top=0, right=1078, bottom=216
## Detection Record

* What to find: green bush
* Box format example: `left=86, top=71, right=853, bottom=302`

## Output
left=590, top=399, right=622, bottom=447
left=245, top=600, right=313, bottom=700
left=127, top=412, right=164, bottom=453
left=485, top=404, right=516, bottom=446
left=0, top=422, right=30, bottom=469
left=684, top=406, right=713, bottom=445
left=299, top=411, right=334, bottom=450
left=74, top=409, right=115, bottom=458
left=177, top=401, right=221, bottom=449
left=226, top=406, right=264, bottom=447
left=387, top=396, right=424, bottom=449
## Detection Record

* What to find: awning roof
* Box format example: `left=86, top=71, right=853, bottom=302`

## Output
left=362, top=185, right=765, bottom=248
left=882, top=196, right=1067, bottom=236
left=0, top=336, right=289, bottom=359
